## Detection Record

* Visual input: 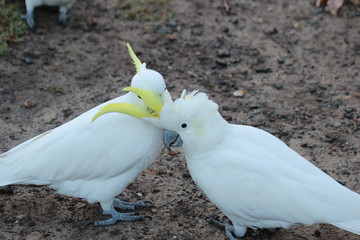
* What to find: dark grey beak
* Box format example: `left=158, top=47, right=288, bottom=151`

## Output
left=163, top=129, right=183, bottom=151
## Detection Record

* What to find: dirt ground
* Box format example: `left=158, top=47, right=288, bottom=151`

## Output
left=1, top=0, right=360, bottom=239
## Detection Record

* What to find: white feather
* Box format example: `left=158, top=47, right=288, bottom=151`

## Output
left=25, top=0, right=76, bottom=9
left=1, top=65, right=166, bottom=211
left=160, top=91, right=360, bottom=237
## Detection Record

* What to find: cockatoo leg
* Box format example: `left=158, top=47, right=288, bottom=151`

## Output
left=94, top=205, right=146, bottom=226
left=58, top=8, right=70, bottom=26
left=113, top=198, right=152, bottom=210
left=22, top=10, right=35, bottom=29
left=210, top=218, right=246, bottom=240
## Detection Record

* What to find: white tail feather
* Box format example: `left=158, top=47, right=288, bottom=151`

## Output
left=332, top=221, right=360, bottom=235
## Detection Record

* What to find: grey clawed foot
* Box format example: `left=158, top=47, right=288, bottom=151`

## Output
left=22, top=10, right=35, bottom=29
left=113, top=199, right=152, bottom=210
left=94, top=207, right=148, bottom=226
left=58, top=10, right=70, bottom=26
left=210, top=218, right=238, bottom=240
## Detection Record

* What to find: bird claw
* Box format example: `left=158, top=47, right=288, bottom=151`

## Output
left=210, top=217, right=228, bottom=226
left=113, top=199, right=152, bottom=210
left=93, top=209, right=146, bottom=226
left=210, top=217, right=238, bottom=240
left=58, top=10, right=70, bottom=26
left=22, top=11, right=35, bottom=29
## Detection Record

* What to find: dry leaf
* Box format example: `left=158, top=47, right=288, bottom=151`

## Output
left=328, top=0, right=344, bottom=16
left=318, top=0, right=360, bottom=16
left=316, top=0, right=327, bottom=7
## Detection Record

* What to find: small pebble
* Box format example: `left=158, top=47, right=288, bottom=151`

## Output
left=309, top=86, right=317, bottom=94
left=9, top=135, right=20, bottom=141
left=233, top=90, right=244, bottom=98
left=24, top=57, right=33, bottom=65
left=159, top=40, right=167, bottom=46
left=277, top=56, right=285, bottom=64
left=333, top=122, right=342, bottom=128
left=169, top=151, right=177, bottom=156
left=166, top=155, right=173, bottom=161
left=325, top=134, right=336, bottom=143
left=190, top=219, right=198, bottom=227
left=168, top=21, right=177, bottom=28
left=205, top=70, right=212, bottom=76
left=168, top=34, right=177, bottom=41
left=345, top=107, right=356, bottom=113
left=221, top=86, right=228, bottom=92
left=24, top=100, right=33, bottom=108
left=42, top=112, right=58, bottom=124
left=155, top=28, right=167, bottom=35
left=273, top=83, right=283, bottom=90
left=280, top=129, right=289, bottom=136
left=215, top=58, right=227, bottom=67
left=300, top=142, right=308, bottom=148
left=183, top=173, right=191, bottom=178
left=151, top=208, right=158, bottom=213
left=25, top=232, right=45, bottom=240
left=231, top=17, right=238, bottom=24
left=217, top=49, right=231, bottom=58
left=240, top=69, right=248, bottom=75
left=248, top=109, right=262, bottom=116
left=0, top=87, right=4, bottom=92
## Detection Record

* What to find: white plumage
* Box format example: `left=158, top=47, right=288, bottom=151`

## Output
left=0, top=45, right=168, bottom=225
left=160, top=90, right=360, bottom=238
left=23, top=0, right=76, bottom=28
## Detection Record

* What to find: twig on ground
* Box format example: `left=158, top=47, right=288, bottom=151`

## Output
left=263, top=30, right=292, bottom=54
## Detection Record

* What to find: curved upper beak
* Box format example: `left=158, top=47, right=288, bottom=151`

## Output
left=163, top=129, right=183, bottom=150
left=91, top=87, right=164, bottom=123
left=123, top=87, right=163, bottom=112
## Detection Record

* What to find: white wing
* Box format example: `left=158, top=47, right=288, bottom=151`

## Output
left=188, top=124, right=360, bottom=231
left=0, top=93, right=162, bottom=206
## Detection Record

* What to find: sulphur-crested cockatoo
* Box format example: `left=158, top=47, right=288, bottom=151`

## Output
left=128, top=89, right=360, bottom=239
left=22, top=0, right=76, bottom=29
left=0, top=43, right=172, bottom=226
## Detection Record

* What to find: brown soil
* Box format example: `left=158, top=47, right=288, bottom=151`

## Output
left=1, top=0, right=360, bottom=239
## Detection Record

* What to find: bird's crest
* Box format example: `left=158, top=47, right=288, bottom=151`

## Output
left=127, top=43, right=142, bottom=73
left=181, top=89, right=199, bottom=99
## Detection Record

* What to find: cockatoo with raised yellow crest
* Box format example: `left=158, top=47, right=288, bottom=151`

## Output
left=116, top=89, right=360, bottom=239
left=0, top=43, right=171, bottom=226
left=22, top=0, right=77, bottom=29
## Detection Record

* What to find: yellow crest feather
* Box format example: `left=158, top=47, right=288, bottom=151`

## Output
left=127, top=43, right=142, bottom=74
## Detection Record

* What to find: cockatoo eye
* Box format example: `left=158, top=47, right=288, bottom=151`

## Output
left=181, top=123, right=188, bottom=129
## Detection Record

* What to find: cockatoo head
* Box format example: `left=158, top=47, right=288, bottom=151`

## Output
left=91, top=43, right=172, bottom=124
left=161, top=90, right=224, bottom=151
left=130, top=63, right=165, bottom=95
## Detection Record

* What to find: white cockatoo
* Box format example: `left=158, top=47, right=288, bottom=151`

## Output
left=0, top=43, right=172, bottom=226
left=120, top=89, right=360, bottom=239
left=22, top=0, right=76, bottom=29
